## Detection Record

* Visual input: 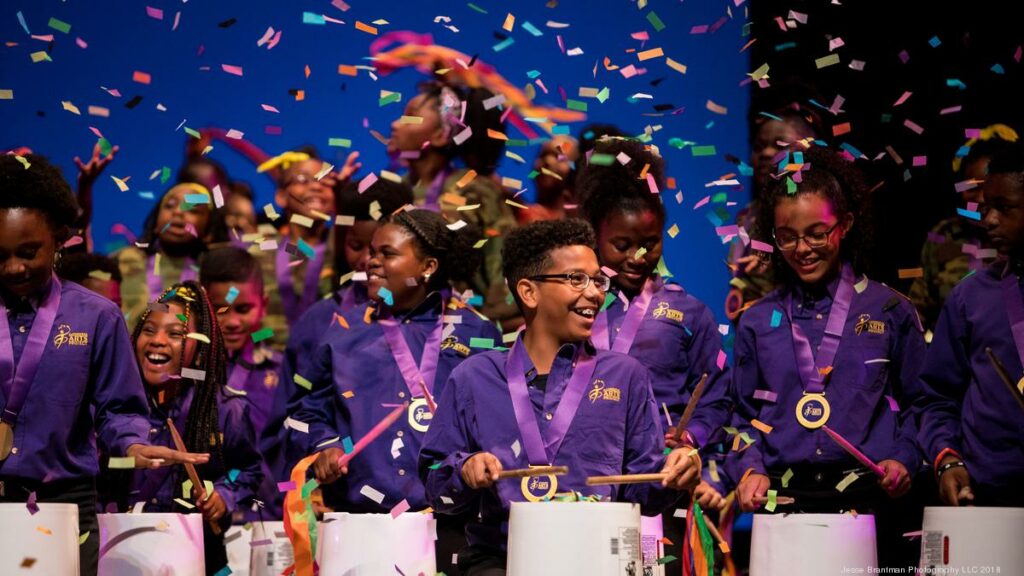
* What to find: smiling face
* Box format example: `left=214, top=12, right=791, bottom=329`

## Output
left=366, top=223, right=436, bottom=311
left=0, top=208, right=60, bottom=298
left=517, top=245, right=604, bottom=344
left=773, top=192, right=852, bottom=286
left=387, top=93, right=447, bottom=161
left=206, top=278, right=265, bottom=353
left=596, top=208, right=664, bottom=296
left=343, top=220, right=379, bottom=273
left=274, top=159, right=334, bottom=219
left=982, top=173, right=1024, bottom=258
left=135, top=302, right=198, bottom=387
left=155, top=185, right=212, bottom=247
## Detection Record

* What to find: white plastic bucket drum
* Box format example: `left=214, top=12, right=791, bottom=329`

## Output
left=98, top=513, right=205, bottom=575
left=640, top=513, right=665, bottom=576
left=750, top=513, right=876, bottom=576
left=317, top=512, right=437, bottom=576
left=507, top=501, right=643, bottom=576
left=0, top=502, right=80, bottom=575
left=248, top=521, right=294, bottom=576
left=224, top=524, right=252, bottom=576
left=920, top=506, right=1024, bottom=573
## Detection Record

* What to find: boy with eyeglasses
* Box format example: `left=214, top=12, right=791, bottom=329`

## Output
left=419, top=219, right=700, bottom=575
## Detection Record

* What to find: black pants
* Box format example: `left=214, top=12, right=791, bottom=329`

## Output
left=0, top=476, right=99, bottom=576
left=457, top=545, right=507, bottom=576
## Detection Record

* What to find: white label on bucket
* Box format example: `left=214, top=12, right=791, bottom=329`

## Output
left=922, top=530, right=945, bottom=569
left=609, top=526, right=641, bottom=575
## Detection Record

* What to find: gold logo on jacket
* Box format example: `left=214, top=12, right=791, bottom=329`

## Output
left=855, top=314, right=886, bottom=335
left=53, top=323, right=89, bottom=349
left=440, top=336, right=470, bottom=356
left=651, top=301, right=684, bottom=322
left=587, top=379, right=621, bottom=403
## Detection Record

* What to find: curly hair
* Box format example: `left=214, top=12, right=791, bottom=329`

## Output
left=56, top=252, right=123, bottom=284
left=754, top=145, right=874, bottom=283
left=502, top=219, right=597, bottom=307
left=576, top=137, right=667, bottom=231
left=987, top=141, right=1024, bottom=186
left=335, top=178, right=414, bottom=222
left=417, top=81, right=506, bottom=176
left=390, top=209, right=482, bottom=291
left=199, top=246, right=262, bottom=292
left=131, top=280, right=228, bottom=479
left=0, top=154, right=80, bottom=231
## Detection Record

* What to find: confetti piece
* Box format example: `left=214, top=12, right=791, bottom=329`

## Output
left=664, top=57, right=687, bottom=75
left=378, top=286, right=394, bottom=306
left=21, top=558, right=36, bottom=568
left=358, top=172, right=379, bottom=193
left=181, top=367, right=206, bottom=380
left=764, top=490, right=778, bottom=512
left=646, top=11, right=666, bottom=32
left=87, top=269, right=112, bottom=282
left=493, top=37, right=515, bottom=52
left=133, top=71, right=152, bottom=85
left=36, top=525, right=52, bottom=535
left=111, top=176, right=130, bottom=192
left=48, top=17, right=71, bottom=34
left=706, top=100, right=728, bottom=115
left=815, top=54, right=840, bottom=68
left=355, top=21, right=378, bottom=35
left=470, top=337, right=495, bottom=349
left=290, top=214, right=314, bottom=228
left=389, top=499, right=411, bottom=518
left=251, top=328, right=273, bottom=343
left=186, top=332, right=211, bottom=344
left=836, top=471, right=859, bottom=492
left=667, top=224, right=679, bottom=238
left=753, top=389, right=778, bottom=403
left=456, top=170, right=478, bottom=189
left=897, top=268, right=924, bottom=279
left=0, top=89, right=12, bottom=100
left=62, top=100, right=81, bottom=115
left=294, top=374, right=313, bottom=390
left=360, top=485, right=385, bottom=504
left=781, top=468, right=794, bottom=488
left=691, top=145, right=716, bottom=157
left=769, top=309, right=783, bottom=328
left=284, top=416, right=309, bottom=433
left=637, top=47, right=664, bottom=61
left=751, top=419, right=773, bottom=434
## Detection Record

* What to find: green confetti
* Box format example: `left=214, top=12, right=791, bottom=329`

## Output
left=601, top=292, right=616, bottom=311
left=429, top=461, right=442, bottom=470
left=98, top=137, right=112, bottom=157
left=466, top=3, right=489, bottom=14
left=294, top=374, right=313, bottom=390
left=160, top=166, right=171, bottom=184
left=658, top=555, right=678, bottom=565
left=596, top=87, right=610, bottom=103
left=328, top=137, right=352, bottom=148
left=588, top=153, right=615, bottom=166
left=469, top=337, right=495, bottom=349
left=378, top=92, right=402, bottom=106
left=781, top=468, right=794, bottom=488
left=566, top=99, right=588, bottom=112
left=690, top=145, right=717, bottom=157
left=646, top=11, right=665, bottom=32
left=765, top=489, right=778, bottom=512
left=183, top=127, right=201, bottom=139
left=176, top=313, right=188, bottom=323
left=786, top=177, right=797, bottom=195
left=48, top=17, right=71, bottom=34
left=251, top=327, right=274, bottom=343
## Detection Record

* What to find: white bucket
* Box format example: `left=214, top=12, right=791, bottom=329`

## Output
left=248, top=521, right=294, bottom=576
left=0, top=502, right=80, bottom=575
left=317, top=512, right=437, bottom=576
left=224, top=525, right=252, bottom=576
left=750, top=513, right=876, bottom=576
left=920, top=506, right=1024, bottom=573
left=98, top=513, right=205, bottom=575
left=507, top=501, right=643, bottom=576
left=640, top=514, right=665, bottom=576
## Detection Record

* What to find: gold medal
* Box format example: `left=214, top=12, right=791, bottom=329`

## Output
left=795, top=393, right=831, bottom=429
left=0, top=422, right=14, bottom=461
left=407, top=398, right=432, bottom=433
left=520, top=468, right=558, bottom=502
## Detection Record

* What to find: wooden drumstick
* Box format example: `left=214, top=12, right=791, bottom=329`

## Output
left=751, top=494, right=796, bottom=506
left=671, top=373, right=708, bottom=444
left=586, top=473, right=668, bottom=486
left=821, top=425, right=886, bottom=478
left=985, top=347, right=1024, bottom=413
left=166, top=418, right=222, bottom=535
left=497, top=466, right=569, bottom=480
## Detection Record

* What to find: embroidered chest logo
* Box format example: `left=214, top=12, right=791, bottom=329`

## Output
left=440, top=336, right=470, bottom=356
left=587, top=379, right=621, bottom=403
left=53, top=323, right=89, bottom=349
left=264, top=370, right=279, bottom=389
left=651, top=301, right=684, bottom=322
left=854, top=314, right=886, bottom=335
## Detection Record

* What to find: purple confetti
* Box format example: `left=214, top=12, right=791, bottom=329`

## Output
left=753, top=389, right=778, bottom=403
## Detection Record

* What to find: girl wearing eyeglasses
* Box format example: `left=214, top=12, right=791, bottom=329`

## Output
left=733, top=145, right=927, bottom=570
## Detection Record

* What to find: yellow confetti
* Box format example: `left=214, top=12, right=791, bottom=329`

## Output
left=61, top=100, right=81, bottom=115
left=111, top=175, right=129, bottom=192
left=290, top=214, right=315, bottom=228
left=505, top=150, right=526, bottom=164
left=78, top=531, right=91, bottom=545
left=30, top=51, right=52, bottom=63
left=505, top=199, right=528, bottom=210
left=667, top=224, right=680, bottom=238
left=0, top=89, right=13, bottom=99
left=399, top=115, right=424, bottom=124
left=665, top=58, right=687, bottom=74
left=36, top=526, right=52, bottom=535
left=748, top=62, right=770, bottom=81
left=836, top=471, right=859, bottom=492
left=634, top=247, right=648, bottom=260
left=341, top=390, right=355, bottom=399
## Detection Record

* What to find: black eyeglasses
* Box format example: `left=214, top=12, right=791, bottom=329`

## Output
left=528, top=272, right=612, bottom=292
left=773, top=222, right=842, bottom=251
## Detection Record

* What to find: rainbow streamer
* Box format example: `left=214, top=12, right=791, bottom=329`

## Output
left=683, top=501, right=714, bottom=576
left=283, top=453, right=320, bottom=576
left=368, top=31, right=586, bottom=138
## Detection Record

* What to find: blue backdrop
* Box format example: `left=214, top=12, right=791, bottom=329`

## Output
left=1, top=0, right=749, bottom=328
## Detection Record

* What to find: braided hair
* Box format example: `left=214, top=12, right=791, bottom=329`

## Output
left=131, top=280, right=228, bottom=471
left=390, top=209, right=482, bottom=291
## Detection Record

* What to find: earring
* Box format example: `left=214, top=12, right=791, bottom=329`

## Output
left=423, top=273, right=431, bottom=283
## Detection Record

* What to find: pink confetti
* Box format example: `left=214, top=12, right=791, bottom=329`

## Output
left=693, top=195, right=711, bottom=210
left=63, top=236, right=84, bottom=249
left=965, top=128, right=981, bottom=138
left=600, top=266, right=618, bottom=278
left=715, top=224, right=739, bottom=237
left=26, top=491, right=39, bottom=515
left=752, top=389, right=778, bottom=403
left=893, top=91, right=912, bottom=106
left=646, top=173, right=659, bottom=194
left=389, top=498, right=411, bottom=518
left=221, top=64, right=243, bottom=76
left=690, top=25, right=709, bottom=34
left=939, top=105, right=962, bottom=115
left=631, top=31, right=650, bottom=41
left=750, top=240, right=774, bottom=253
left=225, top=129, right=244, bottom=139
left=885, top=395, right=900, bottom=412
left=76, top=37, right=88, bottom=49
left=716, top=350, right=727, bottom=370
left=268, top=30, right=282, bottom=49
left=88, top=126, right=104, bottom=138
left=261, top=103, right=280, bottom=113
left=172, top=11, right=181, bottom=31
left=619, top=65, right=639, bottom=79
left=912, top=156, right=927, bottom=167
left=265, top=125, right=283, bottom=135
left=146, top=6, right=164, bottom=20
left=358, top=172, right=379, bottom=193
left=828, top=38, right=844, bottom=51
left=1015, top=46, right=1022, bottom=63
left=331, top=0, right=351, bottom=11
left=903, top=119, right=924, bottom=135
left=277, top=481, right=297, bottom=492
left=954, top=179, right=977, bottom=193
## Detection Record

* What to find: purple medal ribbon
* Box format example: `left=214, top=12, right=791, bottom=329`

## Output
left=421, top=168, right=452, bottom=212
left=591, top=278, right=657, bottom=354
left=785, top=263, right=855, bottom=394
left=505, top=337, right=598, bottom=466
left=146, top=254, right=196, bottom=299
left=1001, top=262, right=1024, bottom=377
left=276, top=242, right=327, bottom=325
left=380, top=316, right=445, bottom=398
left=0, top=275, right=63, bottom=425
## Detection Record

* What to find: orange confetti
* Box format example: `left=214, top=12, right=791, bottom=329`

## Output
left=363, top=306, right=373, bottom=324
left=832, top=122, right=852, bottom=136
left=36, top=525, right=52, bottom=535
left=333, top=313, right=349, bottom=329
left=440, top=192, right=467, bottom=207
left=304, top=65, right=311, bottom=78
left=637, top=47, right=664, bottom=61
left=898, top=268, right=924, bottom=279
left=294, top=90, right=305, bottom=101
left=341, top=390, right=355, bottom=399
left=486, top=129, right=508, bottom=141
left=666, top=177, right=677, bottom=189
left=354, top=21, right=378, bottom=35
left=502, top=13, right=515, bottom=32
left=751, top=419, right=774, bottom=434
left=132, top=70, right=151, bottom=85
left=456, top=170, right=478, bottom=189
left=337, top=64, right=358, bottom=76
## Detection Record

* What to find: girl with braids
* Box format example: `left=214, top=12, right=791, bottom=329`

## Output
left=732, top=145, right=927, bottom=570
left=577, top=137, right=733, bottom=576
left=292, top=208, right=500, bottom=571
left=388, top=80, right=520, bottom=328
left=116, top=181, right=213, bottom=327
left=127, top=280, right=263, bottom=575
